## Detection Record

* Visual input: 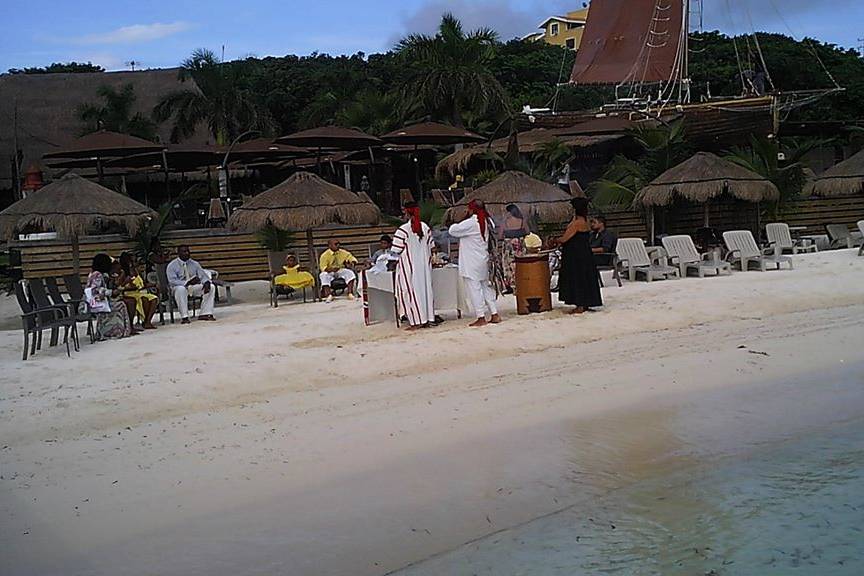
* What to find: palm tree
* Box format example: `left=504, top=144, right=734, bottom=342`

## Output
left=725, top=136, right=824, bottom=208
left=78, top=84, right=158, bottom=140
left=153, top=49, right=273, bottom=145
left=395, top=13, right=509, bottom=127
left=533, top=138, right=572, bottom=183
left=590, top=118, right=689, bottom=208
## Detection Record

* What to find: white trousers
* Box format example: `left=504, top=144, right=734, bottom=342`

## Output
left=464, top=277, right=498, bottom=318
left=172, top=284, right=216, bottom=318
left=319, top=268, right=356, bottom=287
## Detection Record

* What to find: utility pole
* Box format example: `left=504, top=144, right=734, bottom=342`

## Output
left=858, top=38, right=864, bottom=57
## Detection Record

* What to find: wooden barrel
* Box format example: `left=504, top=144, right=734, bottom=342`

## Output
left=515, top=254, right=552, bottom=315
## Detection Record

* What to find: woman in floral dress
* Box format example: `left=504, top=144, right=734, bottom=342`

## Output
left=85, top=253, right=133, bottom=340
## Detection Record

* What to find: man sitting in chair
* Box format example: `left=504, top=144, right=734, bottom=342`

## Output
left=589, top=215, right=618, bottom=266
left=319, top=239, right=358, bottom=303
left=166, top=245, right=216, bottom=324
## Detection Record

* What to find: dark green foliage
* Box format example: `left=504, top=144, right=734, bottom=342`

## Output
left=8, top=61, right=104, bottom=74
left=256, top=221, right=294, bottom=252
left=78, top=84, right=158, bottom=140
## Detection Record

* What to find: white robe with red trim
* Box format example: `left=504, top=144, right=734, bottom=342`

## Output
left=391, top=221, right=435, bottom=326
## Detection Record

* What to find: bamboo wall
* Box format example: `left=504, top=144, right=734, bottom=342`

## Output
left=9, top=196, right=862, bottom=282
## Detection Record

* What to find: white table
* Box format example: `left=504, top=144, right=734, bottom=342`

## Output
left=362, top=265, right=467, bottom=326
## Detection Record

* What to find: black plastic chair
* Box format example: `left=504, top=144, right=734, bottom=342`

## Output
left=49, top=276, right=95, bottom=344
left=29, top=278, right=79, bottom=352
left=15, top=281, right=77, bottom=360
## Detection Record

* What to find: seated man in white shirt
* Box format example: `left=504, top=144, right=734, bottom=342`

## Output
left=166, top=245, right=216, bottom=324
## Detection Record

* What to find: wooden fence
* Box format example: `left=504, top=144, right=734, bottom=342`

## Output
left=8, top=195, right=862, bottom=282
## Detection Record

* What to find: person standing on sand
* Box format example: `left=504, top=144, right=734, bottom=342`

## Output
left=390, top=202, right=435, bottom=330
left=553, top=197, right=603, bottom=315
left=448, top=199, right=501, bottom=327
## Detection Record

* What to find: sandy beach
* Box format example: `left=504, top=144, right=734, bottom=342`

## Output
left=1, top=249, right=863, bottom=576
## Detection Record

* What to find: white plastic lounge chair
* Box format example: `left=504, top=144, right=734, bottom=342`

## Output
left=858, top=221, right=864, bottom=256
left=826, top=224, right=864, bottom=250
left=723, top=230, right=792, bottom=271
left=765, top=223, right=818, bottom=255
left=616, top=238, right=680, bottom=282
left=662, top=235, right=732, bottom=278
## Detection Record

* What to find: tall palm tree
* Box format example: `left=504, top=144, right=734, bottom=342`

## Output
left=78, top=83, right=158, bottom=140
left=153, top=49, right=273, bottom=145
left=590, top=118, right=689, bottom=208
left=395, top=13, right=509, bottom=127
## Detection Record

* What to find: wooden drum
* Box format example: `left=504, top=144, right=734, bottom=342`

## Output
left=514, top=254, right=552, bottom=315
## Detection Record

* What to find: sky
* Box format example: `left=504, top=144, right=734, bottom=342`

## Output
left=1, top=0, right=862, bottom=72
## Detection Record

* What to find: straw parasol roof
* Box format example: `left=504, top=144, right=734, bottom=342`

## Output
left=275, top=127, right=382, bottom=149
left=805, top=148, right=864, bottom=197
left=635, top=152, right=780, bottom=208
left=382, top=122, right=485, bottom=146
left=228, top=171, right=381, bottom=232
left=42, top=130, right=162, bottom=160
left=444, top=171, right=573, bottom=224
left=0, top=173, right=156, bottom=241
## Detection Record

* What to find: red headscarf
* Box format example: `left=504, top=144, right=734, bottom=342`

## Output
left=468, top=200, right=488, bottom=238
left=404, top=203, right=423, bottom=237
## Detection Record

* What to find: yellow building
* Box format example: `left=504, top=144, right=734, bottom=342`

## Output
left=537, top=7, right=589, bottom=51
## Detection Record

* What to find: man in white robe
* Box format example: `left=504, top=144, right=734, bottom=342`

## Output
left=448, top=200, right=501, bottom=327
left=390, top=203, right=435, bottom=329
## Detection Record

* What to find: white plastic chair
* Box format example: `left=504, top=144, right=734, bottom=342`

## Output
left=858, top=221, right=864, bottom=256
left=662, top=235, right=732, bottom=278
left=766, top=223, right=818, bottom=255
left=723, top=230, right=792, bottom=272
left=615, top=238, right=680, bottom=282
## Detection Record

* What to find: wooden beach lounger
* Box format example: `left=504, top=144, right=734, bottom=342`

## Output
left=661, top=235, right=731, bottom=278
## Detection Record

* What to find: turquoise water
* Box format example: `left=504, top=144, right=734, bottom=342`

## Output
left=397, top=412, right=864, bottom=575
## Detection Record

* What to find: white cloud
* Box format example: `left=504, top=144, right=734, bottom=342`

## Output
left=70, top=21, right=192, bottom=45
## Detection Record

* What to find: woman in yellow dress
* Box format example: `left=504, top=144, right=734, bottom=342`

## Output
left=274, top=254, right=315, bottom=291
left=119, top=252, right=159, bottom=329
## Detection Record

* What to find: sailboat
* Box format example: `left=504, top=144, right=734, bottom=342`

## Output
left=526, top=0, right=843, bottom=145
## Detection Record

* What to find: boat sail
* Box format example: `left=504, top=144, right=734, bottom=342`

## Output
left=570, top=0, right=687, bottom=93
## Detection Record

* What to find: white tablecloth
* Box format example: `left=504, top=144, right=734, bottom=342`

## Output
left=362, top=265, right=467, bottom=326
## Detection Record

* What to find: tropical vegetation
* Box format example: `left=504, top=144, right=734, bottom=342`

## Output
left=77, top=83, right=158, bottom=140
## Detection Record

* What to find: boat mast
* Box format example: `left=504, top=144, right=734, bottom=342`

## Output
left=680, top=0, right=691, bottom=103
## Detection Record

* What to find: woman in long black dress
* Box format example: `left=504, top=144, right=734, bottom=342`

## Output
left=555, top=197, right=603, bottom=314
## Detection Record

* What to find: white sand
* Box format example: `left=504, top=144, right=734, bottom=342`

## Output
left=1, top=249, right=863, bottom=575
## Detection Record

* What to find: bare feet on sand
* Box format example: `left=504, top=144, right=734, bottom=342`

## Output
left=568, top=307, right=586, bottom=315
left=469, top=318, right=487, bottom=327
left=490, top=314, right=502, bottom=324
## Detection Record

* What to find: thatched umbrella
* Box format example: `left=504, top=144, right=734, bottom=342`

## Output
left=805, top=149, right=864, bottom=197
left=444, top=171, right=573, bottom=225
left=229, top=172, right=380, bottom=284
left=635, top=152, right=779, bottom=230
left=0, top=173, right=156, bottom=274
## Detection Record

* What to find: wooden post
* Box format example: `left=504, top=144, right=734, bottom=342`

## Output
left=72, top=235, right=81, bottom=277
left=306, top=229, right=319, bottom=301
left=704, top=202, right=711, bottom=227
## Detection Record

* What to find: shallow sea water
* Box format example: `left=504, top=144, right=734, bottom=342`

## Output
left=396, top=373, right=864, bottom=576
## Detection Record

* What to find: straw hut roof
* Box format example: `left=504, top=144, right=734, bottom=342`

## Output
left=805, top=148, right=864, bottom=197
left=0, top=173, right=156, bottom=240
left=228, top=171, right=380, bottom=231
left=444, top=171, right=573, bottom=224
left=635, top=152, right=780, bottom=207
left=0, top=68, right=211, bottom=189
left=42, top=130, right=162, bottom=159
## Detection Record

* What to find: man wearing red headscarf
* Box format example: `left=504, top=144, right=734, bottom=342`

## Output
left=448, top=199, right=501, bottom=327
left=390, top=202, right=435, bottom=329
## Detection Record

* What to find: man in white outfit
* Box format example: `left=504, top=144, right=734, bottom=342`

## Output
left=448, top=199, right=501, bottom=327
left=166, top=245, right=216, bottom=324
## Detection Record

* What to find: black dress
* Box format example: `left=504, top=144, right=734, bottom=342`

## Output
left=559, top=231, right=603, bottom=308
